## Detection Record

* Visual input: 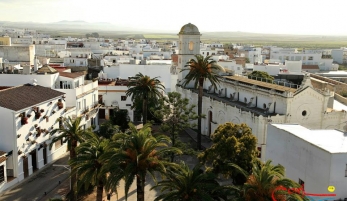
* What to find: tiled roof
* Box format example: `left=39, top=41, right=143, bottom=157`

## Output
left=0, top=156, right=6, bottom=164
left=224, top=75, right=297, bottom=93
left=302, top=65, right=319, bottom=69
left=0, top=151, right=6, bottom=156
left=0, top=84, right=65, bottom=111
left=59, top=72, right=85, bottom=79
left=37, top=65, right=58, bottom=74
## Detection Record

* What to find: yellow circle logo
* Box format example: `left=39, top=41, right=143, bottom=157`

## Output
left=327, top=186, right=335, bottom=192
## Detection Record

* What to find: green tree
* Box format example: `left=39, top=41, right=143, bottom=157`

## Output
left=96, top=121, right=120, bottom=139
left=152, top=162, right=229, bottom=201
left=248, top=71, right=274, bottom=83
left=152, top=92, right=198, bottom=161
left=126, top=72, right=165, bottom=125
left=132, top=95, right=162, bottom=123
left=101, top=123, right=182, bottom=201
left=91, top=32, right=99, bottom=38
left=49, top=117, right=86, bottom=201
left=110, top=109, right=130, bottom=132
left=245, top=57, right=250, bottom=63
left=69, top=132, right=109, bottom=201
left=199, top=122, right=258, bottom=185
left=231, top=160, right=308, bottom=201
left=181, top=55, right=221, bottom=150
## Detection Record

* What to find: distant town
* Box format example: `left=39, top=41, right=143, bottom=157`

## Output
left=0, top=23, right=346, bottom=201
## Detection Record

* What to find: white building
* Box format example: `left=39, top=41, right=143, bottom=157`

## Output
left=176, top=23, right=347, bottom=161
left=0, top=85, right=68, bottom=193
left=0, top=66, right=99, bottom=130
left=266, top=124, right=347, bottom=200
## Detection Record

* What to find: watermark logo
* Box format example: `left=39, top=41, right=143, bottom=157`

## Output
left=271, top=185, right=336, bottom=201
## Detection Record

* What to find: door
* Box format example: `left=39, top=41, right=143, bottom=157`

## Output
left=43, top=147, right=47, bottom=165
left=99, top=109, right=105, bottom=119
left=23, top=157, right=29, bottom=178
left=208, top=111, right=213, bottom=137
left=109, top=109, right=114, bottom=119
left=30, top=150, right=37, bottom=172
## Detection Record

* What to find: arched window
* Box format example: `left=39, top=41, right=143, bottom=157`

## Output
left=189, top=41, right=194, bottom=51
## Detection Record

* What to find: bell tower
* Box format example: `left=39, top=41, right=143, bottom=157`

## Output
left=177, top=23, right=201, bottom=82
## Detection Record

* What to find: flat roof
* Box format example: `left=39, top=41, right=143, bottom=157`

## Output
left=271, top=124, right=347, bottom=153
left=223, top=75, right=297, bottom=93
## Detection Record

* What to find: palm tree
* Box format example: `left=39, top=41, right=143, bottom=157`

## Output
left=102, top=123, right=181, bottom=201
left=49, top=116, right=86, bottom=201
left=181, top=55, right=221, bottom=149
left=69, top=132, right=109, bottom=201
left=230, top=160, right=308, bottom=201
left=126, top=72, right=165, bottom=125
left=152, top=162, right=229, bottom=201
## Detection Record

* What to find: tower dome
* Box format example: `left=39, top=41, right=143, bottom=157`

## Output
left=178, top=23, right=200, bottom=35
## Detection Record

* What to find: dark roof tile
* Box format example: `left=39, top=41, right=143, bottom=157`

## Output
left=0, top=85, right=65, bottom=111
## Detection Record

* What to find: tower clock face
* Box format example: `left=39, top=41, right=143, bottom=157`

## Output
left=189, top=41, right=194, bottom=51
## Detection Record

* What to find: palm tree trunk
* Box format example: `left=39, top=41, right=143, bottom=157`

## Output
left=70, top=140, right=77, bottom=201
left=143, top=96, right=147, bottom=125
left=136, top=175, right=145, bottom=201
left=197, top=78, right=204, bottom=150
left=96, top=180, right=104, bottom=201
left=170, top=124, right=175, bottom=162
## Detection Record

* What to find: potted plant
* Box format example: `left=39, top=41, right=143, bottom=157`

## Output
left=31, top=140, right=36, bottom=145
left=17, top=134, right=21, bottom=138
left=34, top=124, right=38, bottom=128
left=18, top=113, right=23, bottom=118
left=35, top=112, right=41, bottom=119
left=18, top=150, right=22, bottom=155
left=28, top=132, right=32, bottom=136
left=40, top=109, right=45, bottom=113
left=21, top=117, right=28, bottom=125
left=57, top=101, right=63, bottom=109
left=52, top=111, right=56, bottom=114
left=27, top=114, right=32, bottom=118
left=22, top=155, right=27, bottom=159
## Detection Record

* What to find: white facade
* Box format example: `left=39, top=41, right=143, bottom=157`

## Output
left=0, top=71, right=99, bottom=130
left=331, top=49, right=343, bottom=64
left=0, top=86, right=68, bottom=193
left=266, top=124, right=347, bottom=200
left=102, top=64, right=175, bottom=93
left=177, top=74, right=347, bottom=161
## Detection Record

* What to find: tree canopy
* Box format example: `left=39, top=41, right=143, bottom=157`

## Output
left=152, top=92, right=198, bottom=160
left=248, top=71, right=274, bottom=83
left=199, top=122, right=258, bottom=185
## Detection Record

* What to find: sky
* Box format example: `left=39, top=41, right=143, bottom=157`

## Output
left=1, top=0, right=347, bottom=35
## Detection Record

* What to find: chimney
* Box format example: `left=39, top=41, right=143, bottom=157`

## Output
left=23, top=65, right=31, bottom=74
left=34, top=56, right=38, bottom=71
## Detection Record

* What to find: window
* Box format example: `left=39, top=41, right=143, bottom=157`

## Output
left=78, top=101, right=81, bottom=110
left=189, top=41, right=194, bottom=51
left=257, top=147, right=261, bottom=158
left=80, top=61, right=83, bottom=65
left=302, top=110, right=307, bottom=116
left=60, top=81, right=71, bottom=89
left=244, top=97, right=247, bottom=103
left=121, top=96, right=127, bottom=101
left=75, top=80, right=79, bottom=88
left=0, top=165, right=4, bottom=183
left=345, top=164, right=347, bottom=177
left=303, top=56, right=306, bottom=60
left=308, top=56, right=313, bottom=60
